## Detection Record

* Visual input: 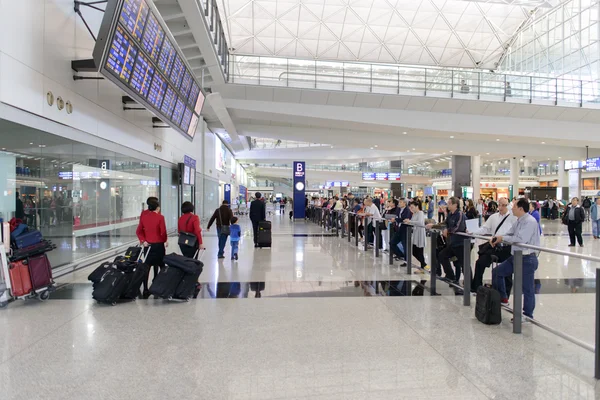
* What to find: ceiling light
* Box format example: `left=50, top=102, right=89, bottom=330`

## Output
left=38, top=145, right=46, bottom=148
left=1, top=148, right=5, bottom=150
left=412, top=148, right=415, bottom=150
left=450, top=136, right=454, bottom=139
left=486, top=153, right=490, bottom=155
left=541, top=141, right=545, bottom=144
left=450, top=151, right=453, bottom=153
left=496, top=139, right=500, bottom=141
left=402, top=132, right=407, bottom=135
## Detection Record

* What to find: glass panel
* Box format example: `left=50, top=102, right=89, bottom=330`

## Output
left=203, top=178, right=219, bottom=219
left=343, top=62, right=371, bottom=92
left=160, top=166, right=178, bottom=231
left=316, top=61, right=343, bottom=91
left=287, top=59, right=316, bottom=89
left=259, top=57, right=287, bottom=87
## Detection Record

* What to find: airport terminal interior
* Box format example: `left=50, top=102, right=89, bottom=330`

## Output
left=1, top=0, right=600, bottom=398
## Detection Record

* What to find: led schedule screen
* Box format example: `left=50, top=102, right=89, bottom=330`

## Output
left=94, top=0, right=206, bottom=141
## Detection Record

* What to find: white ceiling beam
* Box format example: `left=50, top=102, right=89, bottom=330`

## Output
left=206, top=93, right=249, bottom=152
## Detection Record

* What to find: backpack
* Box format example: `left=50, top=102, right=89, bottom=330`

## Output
left=583, top=198, right=591, bottom=208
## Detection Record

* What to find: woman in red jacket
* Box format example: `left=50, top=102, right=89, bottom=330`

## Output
left=136, top=197, right=167, bottom=298
left=178, top=201, right=204, bottom=258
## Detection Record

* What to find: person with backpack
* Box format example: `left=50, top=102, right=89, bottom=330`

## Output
left=249, top=192, right=266, bottom=247
left=207, top=200, right=234, bottom=258
left=583, top=196, right=592, bottom=221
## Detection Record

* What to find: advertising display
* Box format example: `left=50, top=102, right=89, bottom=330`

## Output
left=293, top=161, right=306, bottom=219
left=565, top=160, right=585, bottom=170
left=224, top=184, right=231, bottom=204
left=586, top=157, right=600, bottom=172
left=215, top=140, right=227, bottom=172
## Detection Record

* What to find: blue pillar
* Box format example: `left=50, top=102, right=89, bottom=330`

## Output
left=224, top=184, right=231, bottom=204
left=293, top=161, right=306, bottom=219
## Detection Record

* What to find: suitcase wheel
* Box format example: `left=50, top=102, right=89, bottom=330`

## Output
left=185, top=297, right=190, bottom=302
left=0, top=301, right=8, bottom=309
left=111, top=302, right=117, bottom=306
left=39, top=291, right=50, bottom=302
left=167, top=296, right=173, bottom=301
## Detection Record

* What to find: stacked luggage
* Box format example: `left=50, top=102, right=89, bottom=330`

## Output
left=88, top=246, right=150, bottom=305
left=150, top=253, right=203, bottom=301
left=0, top=218, right=56, bottom=308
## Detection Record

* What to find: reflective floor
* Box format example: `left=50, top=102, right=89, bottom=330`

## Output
left=1, top=212, right=599, bottom=399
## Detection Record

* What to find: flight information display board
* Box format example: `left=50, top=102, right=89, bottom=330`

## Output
left=586, top=157, right=600, bottom=172
left=94, top=0, right=205, bottom=140
left=361, top=172, right=402, bottom=181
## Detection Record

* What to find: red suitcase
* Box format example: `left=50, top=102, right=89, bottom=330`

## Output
left=9, top=261, right=33, bottom=297
left=28, top=254, right=53, bottom=290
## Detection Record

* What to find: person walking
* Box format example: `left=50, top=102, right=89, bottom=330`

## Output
left=229, top=216, right=241, bottom=261
left=136, top=197, right=168, bottom=298
left=389, top=198, right=412, bottom=265
left=178, top=201, right=204, bottom=259
left=591, top=198, right=600, bottom=239
left=583, top=196, right=592, bottom=221
left=491, top=198, right=541, bottom=320
left=207, top=200, right=234, bottom=258
left=249, top=192, right=266, bottom=247
left=426, top=196, right=434, bottom=219
left=563, top=197, right=585, bottom=247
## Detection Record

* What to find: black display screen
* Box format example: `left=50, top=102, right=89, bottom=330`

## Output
left=105, top=25, right=138, bottom=83
left=141, top=12, right=164, bottom=62
left=119, top=0, right=148, bottom=43
left=147, top=73, right=167, bottom=109
left=129, top=52, right=154, bottom=98
left=180, top=107, right=193, bottom=131
left=172, top=97, right=186, bottom=125
left=95, top=0, right=205, bottom=140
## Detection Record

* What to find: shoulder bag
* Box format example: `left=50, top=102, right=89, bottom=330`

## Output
left=477, top=214, right=509, bottom=256
left=218, top=208, right=231, bottom=235
left=178, top=215, right=198, bottom=248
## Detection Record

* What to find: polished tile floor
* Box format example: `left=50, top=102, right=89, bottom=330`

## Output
left=1, top=211, right=599, bottom=399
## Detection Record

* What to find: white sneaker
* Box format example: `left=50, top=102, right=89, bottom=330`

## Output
left=511, top=316, right=530, bottom=323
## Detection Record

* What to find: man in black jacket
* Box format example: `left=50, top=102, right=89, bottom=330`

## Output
left=207, top=201, right=234, bottom=259
left=250, top=192, right=266, bottom=247
left=389, top=198, right=412, bottom=265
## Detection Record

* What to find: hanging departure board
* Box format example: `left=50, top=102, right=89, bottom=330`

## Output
left=93, top=0, right=205, bottom=140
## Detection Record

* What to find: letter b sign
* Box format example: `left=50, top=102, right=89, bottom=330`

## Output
left=296, top=163, right=303, bottom=173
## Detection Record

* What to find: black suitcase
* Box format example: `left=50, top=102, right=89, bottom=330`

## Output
left=257, top=221, right=272, bottom=248
left=149, top=265, right=186, bottom=299
left=88, top=261, right=114, bottom=283
left=114, top=258, right=150, bottom=299
left=92, top=269, right=130, bottom=305
left=174, top=267, right=203, bottom=300
left=123, top=246, right=142, bottom=260
left=163, top=253, right=203, bottom=274
left=475, top=286, right=502, bottom=325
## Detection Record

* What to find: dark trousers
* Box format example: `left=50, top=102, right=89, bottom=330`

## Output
left=367, top=223, right=382, bottom=248
left=438, top=212, right=445, bottom=222
left=568, top=221, right=583, bottom=246
left=390, top=230, right=405, bottom=259
left=217, top=227, right=228, bottom=257
left=179, top=243, right=198, bottom=259
left=472, top=245, right=512, bottom=292
left=438, top=243, right=464, bottom=282
left=493, top=254, right=538, bottom=317
left=143, top=243, right=165, bottom=291
left=413, top=245, right=426, bottom=268
left=251, top=220, right=259, bottom=244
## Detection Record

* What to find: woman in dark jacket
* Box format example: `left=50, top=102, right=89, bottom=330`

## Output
left=465, top=199, right=478, bottom=220
left=136, top=197, right=168, bottom=298
left=178, top=201, right=204, bottom=259
left=564, top=197, right=585, bottom=247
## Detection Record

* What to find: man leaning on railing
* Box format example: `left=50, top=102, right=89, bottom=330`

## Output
left=490, top=198, right=540, bottom=322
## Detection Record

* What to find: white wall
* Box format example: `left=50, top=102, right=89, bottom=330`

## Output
left=0, top=0, right=203, bottom=167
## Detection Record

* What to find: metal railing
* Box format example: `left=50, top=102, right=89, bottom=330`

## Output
left=198, top=0, right=229, bottom=80
left=305, top=210, right=600, bottom=379
left=229, top=55, right=600, bottom=107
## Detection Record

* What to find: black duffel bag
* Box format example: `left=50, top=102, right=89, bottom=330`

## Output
left=163, top=253, right=203, bottom=275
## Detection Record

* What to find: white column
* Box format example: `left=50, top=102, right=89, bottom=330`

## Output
left=558, top=159, right=567, bottom=188
left=523, top=159, right=532, bottom=176
left=510, top=157, right=519, bottom=198
left=471, top=155, right=481, bottom=200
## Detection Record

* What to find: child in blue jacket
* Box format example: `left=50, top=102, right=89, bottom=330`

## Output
left=229, top=217, right=241, bottom=261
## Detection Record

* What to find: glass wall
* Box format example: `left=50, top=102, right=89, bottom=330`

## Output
left=500, top=0, right=600, bottom=87
left=0, top=119, right=164, bottom=269
left=203, top=178, right=220, bottom=219
left=160, top=167, right=178, bottom=231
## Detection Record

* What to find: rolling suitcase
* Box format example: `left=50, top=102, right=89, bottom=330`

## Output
left=92, top=268, right=130, bottom=305
left=149, top=265, right=185, bottom=300
left=257, top=220, right=272, bottom=248
left=27, top=253, right=53, bottom=290
left=475, top=286, right=502, bottom=325
left=115, top=248, right=151, bottom=300
left=174, top=265, right=202, bottom=300
left=14, top=229, right=43, bottom=249
left=9, top=261, right=33, bottom=297
left=10, top=240, right=56, bottom=262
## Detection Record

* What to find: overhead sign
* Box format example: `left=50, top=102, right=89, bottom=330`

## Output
left=224, top=183, right=231, bottom=204
left=565, top=160, right=585, bottom=170
left=325, top=181, right=350, bottom=187
left=93, top=0, right=204, bottom=140
left=586, top=157, right=600, bottom=172
left=361, top=172, right=401, bottom=181
left=293, top=161, right=306, bottom=219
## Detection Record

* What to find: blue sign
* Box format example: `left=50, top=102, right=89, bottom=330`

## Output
left=239, top=185, right=247, bottom=201
left=361, top=172, right=401, bottom=181
left=586, top=157, right=600, bottom=172
left=184, top=155, right=196, bottom=169
left=362, top=173, right=376, bottom=181
left=293, top=161, right=306, bottom=219
left=224, top=183, right=231, bottom=204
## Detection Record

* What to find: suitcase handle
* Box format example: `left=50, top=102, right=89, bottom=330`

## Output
left=137, top=245, right=151, bottom=264
left=194, top=249, right=206, bottom=260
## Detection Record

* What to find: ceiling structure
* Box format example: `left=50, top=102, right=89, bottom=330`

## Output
left=216, top=0, right=556, bottom=69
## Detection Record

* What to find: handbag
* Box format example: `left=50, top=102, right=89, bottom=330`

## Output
left=477, top=213, right=509, bottom=255
left=218, top=209, right=230, bottom=236
left=178, top=215, right=198, bottom=247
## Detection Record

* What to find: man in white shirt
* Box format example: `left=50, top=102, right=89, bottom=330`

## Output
left=360, top=197, right=382, bottom=247
left=471, top=198, right=516, bottom=292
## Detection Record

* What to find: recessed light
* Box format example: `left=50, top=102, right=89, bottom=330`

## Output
left=38, top=145, right=46, bottom=148
left=1, top=148, right=5, bottom=150
left=541, top=141, right=545, bottom=144
left=412, top=148, right=415, bottom=150
left=374, top=145, right=378, bottom=148
left=450, top=151, right=453, bottom=153
left=486, top=153, right=490, bottom=155
left=370, top=147, right=374, bottom=149
left=403, top=132, right=407, bottom=135
left=450, top=136, right=454, bottom=139
left=496, top=139, right=500, bottom=141
left=29, top=142, right=33, bottom=145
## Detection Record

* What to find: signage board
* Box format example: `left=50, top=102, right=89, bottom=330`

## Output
left=361, top=172, right=401, bottom=181
left=293, top=161, right=306, bottom=219
left=586, top=157, right=600, bottom=172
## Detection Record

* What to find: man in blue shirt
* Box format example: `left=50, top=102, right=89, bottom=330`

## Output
left=491, top=198, right=541, bottom=319
left=437, top=196, right=447, bottom=222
